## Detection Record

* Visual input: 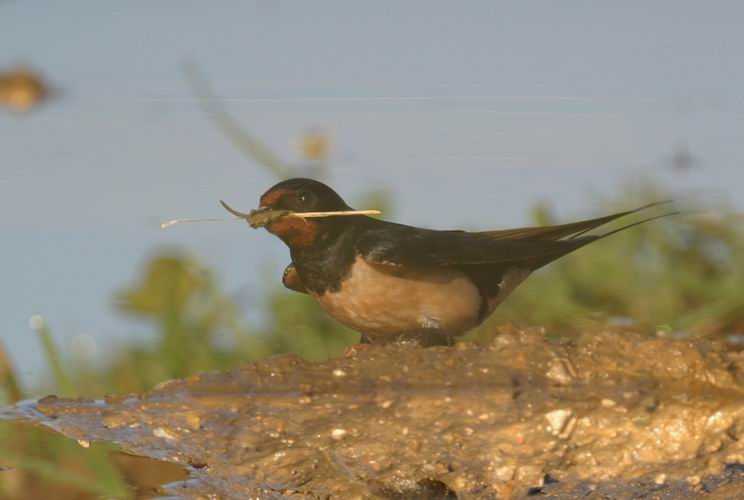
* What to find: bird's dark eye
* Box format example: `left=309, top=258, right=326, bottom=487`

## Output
left=297, top=191, right=316, bottom=207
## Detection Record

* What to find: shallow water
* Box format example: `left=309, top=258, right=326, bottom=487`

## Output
left=4, top=328, right=744, bottom=498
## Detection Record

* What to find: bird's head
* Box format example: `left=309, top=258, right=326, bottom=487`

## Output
left=233, top=178, right=354, bottom=248
left=258, top=178, right=351, bottom=214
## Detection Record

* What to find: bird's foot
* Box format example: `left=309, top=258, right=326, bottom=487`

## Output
left=392, top=329, right=456, bottom=347
left=350, top=329, right=457, bottom=349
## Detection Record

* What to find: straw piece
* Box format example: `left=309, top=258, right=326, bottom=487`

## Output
left=161, top=207, right=383, bottom=230
left=289, top=209, right=381, bottom=218
left=160, top=218, right=241, bottom=229
left=244, top=207, right=381, bottom=228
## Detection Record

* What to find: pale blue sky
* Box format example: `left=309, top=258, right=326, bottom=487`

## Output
left=1, top=0, right=743, bottom=386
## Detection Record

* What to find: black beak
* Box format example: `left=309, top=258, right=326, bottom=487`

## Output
left=219, top=201, right=288, bottom=229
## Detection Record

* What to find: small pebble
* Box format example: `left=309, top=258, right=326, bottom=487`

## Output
left=686, top=475, right=701, bottom=486
left=452, top=475, right=469, bottom=490
left=601, top=398, right=616, bottom=408
left=153, top=427, right=177, bottom=440
left=545, top=409, right=572, bottom=435
left=184, top=413, right=201, bottom=430
left=494, top=465, right=514, bottom=481
left=546, top=359, right=572, bottom=385
left=332, top=369, right=346, bottom=377
left=331, top=428, right=347, bottom=440
left=102, top=414, right=127, bottom=429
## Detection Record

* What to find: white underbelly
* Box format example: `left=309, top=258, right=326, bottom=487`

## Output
left=312, top=257, right=483, bottom=338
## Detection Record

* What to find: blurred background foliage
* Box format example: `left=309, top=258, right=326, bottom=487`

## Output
left=2, top=65, right=743, bottom=498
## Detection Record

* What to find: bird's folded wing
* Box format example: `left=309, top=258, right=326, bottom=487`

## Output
left=360, top=227, right=594, bottom=268
left=359, top=201, right=673, bottom=268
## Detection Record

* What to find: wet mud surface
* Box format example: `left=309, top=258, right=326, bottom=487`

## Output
left=4, top=328, right=744, bottom=498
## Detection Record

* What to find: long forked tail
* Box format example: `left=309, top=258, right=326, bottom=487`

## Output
left=566, top=200, right=673, bottom=240
left=469, top=199, right=675, bottom=242
left=525, top=203, right=678, bottom=270
left=587, top=210, right=679, bottom=240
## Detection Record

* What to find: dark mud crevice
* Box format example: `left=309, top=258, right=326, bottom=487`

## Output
left=3, top=328, right=744, bottom=498
left=367, top=477, right=458, bottom=499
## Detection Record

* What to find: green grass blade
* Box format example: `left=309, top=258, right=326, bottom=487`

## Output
left=32, top=318, right=74, bottom=396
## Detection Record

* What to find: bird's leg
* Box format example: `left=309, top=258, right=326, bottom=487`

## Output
left=393, top=328, right=455, bottom=347
left=392, top=316, right=456, bottom=347
left=346, top=329, right=455, bottom=353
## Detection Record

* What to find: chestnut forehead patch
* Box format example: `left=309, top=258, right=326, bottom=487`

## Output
left=260, top=188, right=289, bottom=207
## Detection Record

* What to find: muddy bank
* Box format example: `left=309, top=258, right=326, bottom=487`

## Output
left=3, top=328, right=744, bottom=498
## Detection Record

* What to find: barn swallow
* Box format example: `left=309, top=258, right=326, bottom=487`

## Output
left=223, top=178, right=674, bottom=345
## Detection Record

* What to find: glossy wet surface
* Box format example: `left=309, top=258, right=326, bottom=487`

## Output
left=3, top=328, right=744, bottom=498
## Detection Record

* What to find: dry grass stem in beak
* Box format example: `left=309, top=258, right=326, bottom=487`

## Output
left=220, top=200, right=381, bottom=228
left=160, top=217, right=242, bottom=229
left=161, top=202, right=382, bottom=230
left=290, top=210, right=381, bottom=218
left=219, top=201, right=289, bottom=228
